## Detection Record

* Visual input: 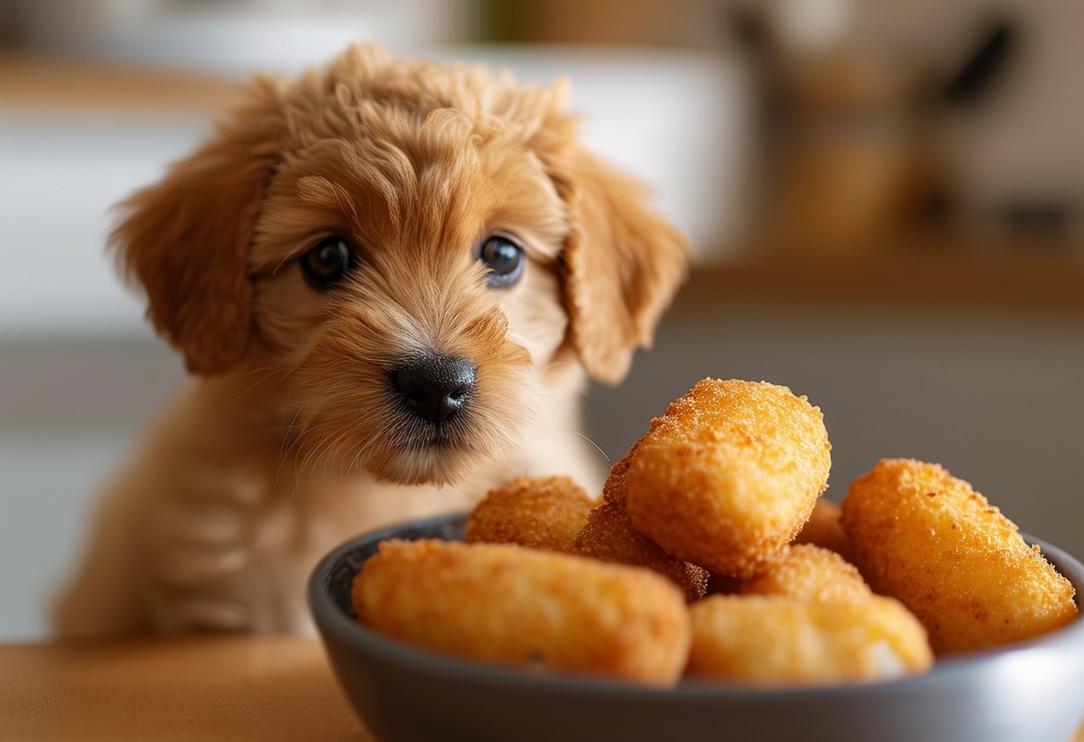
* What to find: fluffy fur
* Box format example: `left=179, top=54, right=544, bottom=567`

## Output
left=53, top=43, right=687, bottom=636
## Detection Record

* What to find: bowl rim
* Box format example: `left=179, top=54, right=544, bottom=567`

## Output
left=308, top=510, right=1084, bottom=701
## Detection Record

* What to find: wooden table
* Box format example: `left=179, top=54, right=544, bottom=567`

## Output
left=0, top=637, right=370, bottom=741
left=2, top=637, right=1082, bottom=741
left=2, top=636, right=1084, bottom=740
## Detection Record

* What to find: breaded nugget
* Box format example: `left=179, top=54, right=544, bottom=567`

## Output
left=465, top=476, right=592, bottom=553
left=353, top=539, right=690, bottom=686
left=794, top=499, right=852, bottom=561
left=740, top=544, right=870, bottom=601
left=626, top=379, right=831, bottom=577
left=687, top=594, right=933, bottom=685
left=842, top=459, right=1078, bottom=654
left=601, top=436, right=644, bottom=505
left=572, top=501, right=708, bottom=602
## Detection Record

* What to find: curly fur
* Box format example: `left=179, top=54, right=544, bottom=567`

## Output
left=52, top=43, right=687, bottom=636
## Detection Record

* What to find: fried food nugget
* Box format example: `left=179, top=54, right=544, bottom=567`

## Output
left=842, top=459, right=1078, bottom=654
left=353, top=539, right=690, bottom=686
left=465, top=476, right=593, bottom=553
left=740, top=544, right=870, bottom=601
left=687, top=594, right=933, bottom=685
left=794, top=499, right=852, bottom=561
left=572, top=501, right=708, bottom=602
left=626, top=379, right=831, bottom=577
left=601, top=436, right=644, bottom=505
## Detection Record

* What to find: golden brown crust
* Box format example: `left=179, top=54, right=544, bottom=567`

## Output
left=572, top=501, right=708, bottom=602
left=793, top=499, right=853, bottom=561
left=739, top=544, right=870, bottom=601
left=465, top=476, right=593, bottom=553
left=353, top=539, right=690, bottom=686
left=687, top=594, right=933, bottom=685
left=625, top=379, right=831, bottom=577
left=600, top=436, right=644, bottom=505
left=841, top=459, right=1078, bottom=654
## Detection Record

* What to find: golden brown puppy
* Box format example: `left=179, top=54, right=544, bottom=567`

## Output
left=52, top=43, right=687, bottom=637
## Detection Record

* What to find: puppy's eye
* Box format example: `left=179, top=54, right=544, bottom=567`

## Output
left=300, top=236, right=356, bottom=290
left=478, top=235, right=525, bottom=288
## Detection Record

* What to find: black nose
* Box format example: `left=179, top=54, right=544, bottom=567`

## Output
left=391, top=355, right=476, bottom=424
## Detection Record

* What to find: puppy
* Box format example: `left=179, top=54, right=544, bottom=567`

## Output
left=53, top=43, right=687, bottom=636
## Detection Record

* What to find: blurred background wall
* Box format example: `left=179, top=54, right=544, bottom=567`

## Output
left=1, top=0, right=1082, bottom=639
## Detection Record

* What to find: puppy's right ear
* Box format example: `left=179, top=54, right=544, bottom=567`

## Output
left=110, top=76, right=287, bottom=375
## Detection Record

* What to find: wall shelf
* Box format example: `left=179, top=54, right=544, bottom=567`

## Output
left=688, top=247, right=1084, bottom=313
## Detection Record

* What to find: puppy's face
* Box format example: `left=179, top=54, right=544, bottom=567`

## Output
left=250, top=108, right=569, bottom=483
left=112, top=44, right=687, bottom=486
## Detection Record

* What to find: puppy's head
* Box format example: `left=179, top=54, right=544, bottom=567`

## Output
left=112, top=43, right=687, bottom=485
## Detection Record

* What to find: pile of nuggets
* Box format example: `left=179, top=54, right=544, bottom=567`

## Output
left=352, top=379, right=1079, bottom=688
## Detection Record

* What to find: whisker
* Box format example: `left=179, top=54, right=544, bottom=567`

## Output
left=572, top=430, right=611, bottom=463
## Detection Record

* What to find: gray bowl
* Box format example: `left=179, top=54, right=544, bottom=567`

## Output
left=309, top=512, right=1084, bottom=742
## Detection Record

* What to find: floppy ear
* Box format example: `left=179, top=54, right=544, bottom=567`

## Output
left=543, top=139, right=689, bottom=384
left=110, top=76, right=287, bottom=375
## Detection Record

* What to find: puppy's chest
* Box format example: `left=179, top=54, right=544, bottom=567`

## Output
left=242, top=473, right=488, bottom=632
left=290, top=475, right=482, bottom=545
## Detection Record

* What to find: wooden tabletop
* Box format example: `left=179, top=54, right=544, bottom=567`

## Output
left=2, top=637, right=1082, bottom=741
left=0, top=637, right=370, bottom=741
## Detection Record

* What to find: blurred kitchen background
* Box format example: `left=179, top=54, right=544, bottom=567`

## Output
left=2, top=0, right=1083, bottom=639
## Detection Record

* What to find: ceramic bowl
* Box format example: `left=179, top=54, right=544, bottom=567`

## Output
left=309, top=512, right=1084, bottom=742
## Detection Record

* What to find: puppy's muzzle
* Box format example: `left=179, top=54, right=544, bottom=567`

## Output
left=390, top=354, right=476, bottom=424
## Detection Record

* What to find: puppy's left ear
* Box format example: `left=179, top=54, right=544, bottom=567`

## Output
left=110, top=76, right=287, bottom=375
left=543, top=140, right=689, bottom=384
